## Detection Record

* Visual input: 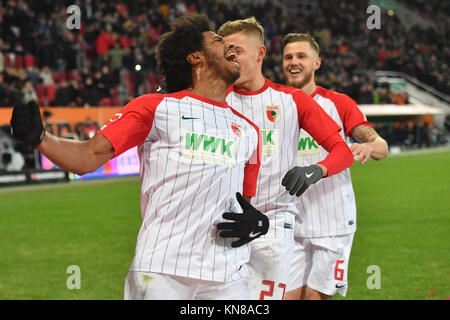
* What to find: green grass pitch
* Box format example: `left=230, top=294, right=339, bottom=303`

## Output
left=0, top=148, right=449, bottom=300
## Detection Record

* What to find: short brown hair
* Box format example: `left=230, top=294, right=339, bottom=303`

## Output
left=283, top=33, right=320, bottom=56
left=218, top=16, right=264, bottom=44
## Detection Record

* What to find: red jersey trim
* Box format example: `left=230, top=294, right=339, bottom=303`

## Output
left=229, top=78, right=270, bottom=96
left=228, top=78, right=298, bottom=96
left=314, top=86, right=372, bottom=138
left=97, top=93, right=167, bottom=157
left=180, top=90, right=229, bottom=108
left=228, top=107, right=261, bottom=198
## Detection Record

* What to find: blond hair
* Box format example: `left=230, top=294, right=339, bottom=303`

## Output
left=218, top=16, right=264, bottom=44
left=283, top=33, right=320, bottom=56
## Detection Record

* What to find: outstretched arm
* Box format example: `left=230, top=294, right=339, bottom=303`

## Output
left=10, top=101, right=115, bottom=175
left=350, top=125, right=389, bottom=164
left=37, top=133, right=114, bottom=175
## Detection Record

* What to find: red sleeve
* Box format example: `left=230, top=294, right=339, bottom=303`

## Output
left=293, top=89, right=342, bottom=146
left=331, top=92, right=372, bottom=138
left=97, top=94, right=165, bottom=157
left=317, top=133, right=354, bottom=176
left=229, top=108, right=261, bottom=198
left=292, top=90, right=353, bottom=177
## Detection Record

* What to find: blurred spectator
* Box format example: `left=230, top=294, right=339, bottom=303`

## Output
left=0, top=51, right=4, bottom=73
left=377, top=83, right=395, bottom=104
left=359, top=83, right=375, bottom=104
left=56, top=58, right=66, bottom=72
left=419, top=122, right=431, bottom=148
left=372, top=119, right=445, bottom=151
left=37, top=29, right=57, bottom=68
left=81, top=77, right=101, bottom=107
left=108, top=43, right=125, bottom=79
left=96, top=53, right=111, bottom=71
left=95, top=29, right=116, bottom=56
left=21, top=81, right=38, bottom=104
left=100, top=65, right=115, bottom=96
left=0, top=0, right=447, bottom=110
left=0, top=75, right=9, bottom=107
left=93, top=70, right=109, bottom=98
left=39, top=66, right=54, bottom=86
left=69, top=80, right=82, bottom=106
left=54, top=80, right=76, bottom=106
left=26, top=66, right=42, bottom=86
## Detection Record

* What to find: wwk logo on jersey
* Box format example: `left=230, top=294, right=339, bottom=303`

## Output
left=261, top=129, right=279, bottom=156
left=265, top=105, right=281, bottom=122
left=182, top=131, right=237, bottom=167
left=297, top=135, right=321, bottom=158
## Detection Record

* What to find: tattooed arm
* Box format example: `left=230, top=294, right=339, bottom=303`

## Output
left=349, top=125, right=389, bottom=164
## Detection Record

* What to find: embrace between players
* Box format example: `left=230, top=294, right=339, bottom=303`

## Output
left=10, top=14, right=388, bottom=300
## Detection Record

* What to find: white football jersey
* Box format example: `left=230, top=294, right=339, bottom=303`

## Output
left=295, top=86, right=371, bottom=237
left=226, top=79, right=343, bottom=238
left=98, top=90, right=261, bottom=282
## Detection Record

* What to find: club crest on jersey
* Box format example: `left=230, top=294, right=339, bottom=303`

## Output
left=265, top=105, right=281, bottom=122
left=231, top=122, right=244, bottom=137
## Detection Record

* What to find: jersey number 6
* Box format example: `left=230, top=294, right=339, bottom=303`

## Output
left=334, top=260, right=345, bottom=281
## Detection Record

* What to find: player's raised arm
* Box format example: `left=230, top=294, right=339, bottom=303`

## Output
left=10, top=101, right=114, bottom=175
left=10, top=94, right=160, bottom=175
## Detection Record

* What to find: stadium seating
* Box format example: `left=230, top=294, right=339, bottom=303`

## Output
left=0, top=0, right=447, bottom=111
left=14, top=55, right=23, bottom=69
left=24, top=55, right=35, bottom=69
left=45, top=84, right=57, bottom=105
left=35, top=84, right=47, bottom=106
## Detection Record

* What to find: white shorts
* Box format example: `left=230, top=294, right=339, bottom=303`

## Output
left=124, top=271, right=249, bottom=300
left=287, top=233, right=354, bottom=297
left=245, top=237, right=294, bottom=300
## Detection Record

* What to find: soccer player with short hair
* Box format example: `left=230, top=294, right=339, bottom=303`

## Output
left=10, top=14, right=268, bottom=300
left=282, top=33, right=389, bottom=300
left=218, top=17, right=354, bottom=300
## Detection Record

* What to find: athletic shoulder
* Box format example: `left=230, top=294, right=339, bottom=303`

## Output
left=266, top=79, right=298, bottom=95
left=315, top=87, right=358, bottom=108
left=315, top=87, right=371, bottom=136
left=123, top=91, right=188, bottom=112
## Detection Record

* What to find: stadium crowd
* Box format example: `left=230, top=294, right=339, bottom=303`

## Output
left=0, top=0, right=448, bottom=150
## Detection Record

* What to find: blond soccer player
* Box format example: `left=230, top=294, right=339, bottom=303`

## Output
left=218, top=18, right=354, bottom=300
left=282, top=33, right=388, bottom=300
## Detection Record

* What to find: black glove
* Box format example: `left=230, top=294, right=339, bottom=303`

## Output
left=156, top=78, right=168, bottom=94
left=10, top=101, right=45, bottom=148
left=282, top=164, right=323, bottom=197
left=217, top=192, right=269, bottom=248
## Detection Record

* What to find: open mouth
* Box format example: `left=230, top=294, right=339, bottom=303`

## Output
left=226, top=52, right=240, bottom=66
left=288, top=68, right=302, bottom=75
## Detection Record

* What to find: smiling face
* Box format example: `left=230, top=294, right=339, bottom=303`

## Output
left=283, top=41, right=321, bottom=89
left=201, top=31, right=241, bottom=86
left=222, top=31, right=265, bottom=87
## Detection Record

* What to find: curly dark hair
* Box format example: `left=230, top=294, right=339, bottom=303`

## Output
left=157, top=14, right=212, bottom=93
